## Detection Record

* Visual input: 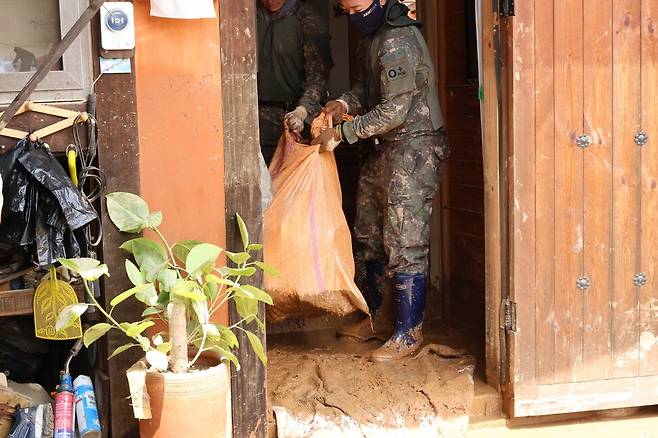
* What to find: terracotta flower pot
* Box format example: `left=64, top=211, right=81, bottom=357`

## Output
left=138, top=356, right=231, bottom=438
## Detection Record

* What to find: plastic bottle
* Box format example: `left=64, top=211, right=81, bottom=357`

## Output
left=74, top=375, right=101, bottom=438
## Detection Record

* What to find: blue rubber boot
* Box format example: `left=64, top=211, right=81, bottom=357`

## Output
left=338, top=261, right=391, bottom=341
left=371, top=273, right=427, bottom=361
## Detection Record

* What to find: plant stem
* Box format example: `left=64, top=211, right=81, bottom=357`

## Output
left=169, top=301, right=189, bottom=373
left=153, top=227, right=178, bottom=268
left=84, top=281, right=123, bottom=329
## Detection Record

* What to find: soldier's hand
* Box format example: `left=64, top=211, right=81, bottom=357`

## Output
left=311, top=126, right=343, bottom=152
left=324, top=100, right=348, bottom=124
left=284, top=106, right=308, bottom=134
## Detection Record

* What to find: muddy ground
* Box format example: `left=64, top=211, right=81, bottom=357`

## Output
left=267, top=322, right=478, bottom=437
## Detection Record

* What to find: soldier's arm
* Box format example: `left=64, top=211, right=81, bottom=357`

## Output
left=341, top=32, right=418, bottom=143
left=297, top=6, right=332, bottom=118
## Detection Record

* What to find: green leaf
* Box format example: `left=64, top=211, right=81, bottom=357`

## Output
left=225, top=251, right=250, bottom=265
left=129, top=238, right=168, bottom=282
left=157, top=291, right=170, bottom=305
left=157, top=342, right=172, bottom=354
left=136, top=335, right=151, bottom=351
left=236, top=213, right=249, bottom=248
left=171, top=281, right=206, bottom=302
left=220, top=267, right=257, bottom=277
left=172, top=240, right=202, bottom=264
left=234, top=295, right=258, bottom=320
left=106, top=192, right=151, bottom=233
left=135, top=283, right=158, bottom=306
left=127, top=321, right=155, bottom=338
left=204, top=282, right=220, bottom=300
left=246, top=331, right=267, bottom=365
left=219, top=327, right=239, bottom=348
left=58, top=257, right=109, bottom=281
left=213, top=346, right=240, bottom=370
left=192, top=300, right=210, bottom=325
left=108, top=344, right=137, bottom=359
left=186, top=243, right=223, bottom=276
left=55, top=303, right=88, bottom=332
left=240, top=285, right=273, bottom=305
left=205, top=274, right=238, bottom=287
left=110, top=284, right=151, bottom=307
left=157, top=269, right=178, bottom=292
left=253, top=316, right=266, bottom=331
left=246, top=243, right=263, bottom=252
left=146, top=211, right=163, bottom=229
left=125, top=259, right=144, bottom=286
left=254, top=261, right=280, bottom=277
left=142, top=306, right=164, bottom=317
left=119, top=239, right=137, bottom=254
left=83, top=323, right=112, bottom=347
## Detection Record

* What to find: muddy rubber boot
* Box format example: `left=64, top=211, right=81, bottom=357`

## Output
left=338, top=261, right=389, bottom=341
left=370, top=273, right=427, bottom=362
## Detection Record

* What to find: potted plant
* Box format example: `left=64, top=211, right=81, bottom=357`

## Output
left=55, top=192, right=273, bottom=438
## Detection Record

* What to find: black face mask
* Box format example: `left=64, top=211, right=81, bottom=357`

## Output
left=349, top=0, right=385, bottom=36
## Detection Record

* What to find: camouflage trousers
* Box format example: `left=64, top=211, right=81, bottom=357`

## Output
left=259, top=105, right=288, bottom=164
left=354, top=130, right=448, bottom=275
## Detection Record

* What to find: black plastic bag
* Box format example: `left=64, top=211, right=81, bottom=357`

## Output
left=18, top=146, right=97, bottom=230
left=0, top=139, right=96, bottom=266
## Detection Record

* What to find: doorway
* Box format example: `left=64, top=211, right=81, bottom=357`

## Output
left=261, top=0, right=495, bottom=434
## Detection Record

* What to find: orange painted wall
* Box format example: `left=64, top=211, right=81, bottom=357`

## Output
left=132, top=2, right=227, bottom=322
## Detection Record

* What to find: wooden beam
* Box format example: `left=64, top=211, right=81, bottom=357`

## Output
left=219, top=1, right=267, bottom=437
left=0, top=0, right=105, bottom=132
left=91, top=3, right=142, bottom=435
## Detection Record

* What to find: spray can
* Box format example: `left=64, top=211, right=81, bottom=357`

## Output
left=74, top=375, right=101, bottom=438
left=54, top=372, right=75, bottom=438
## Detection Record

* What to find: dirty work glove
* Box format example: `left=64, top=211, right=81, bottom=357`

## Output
left=284, top=106, right=308, bottom=134
left=324, top=100, right=348, bottom=124
left=311, top=125, right=343, bottom=152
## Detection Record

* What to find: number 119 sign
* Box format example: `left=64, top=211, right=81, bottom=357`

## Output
left=100, top=2, right=135, bottom=51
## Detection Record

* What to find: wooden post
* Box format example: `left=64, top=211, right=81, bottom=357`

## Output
left=91, top=3, right=142, bottom=435
left=219, top=1, right=267, bottom=437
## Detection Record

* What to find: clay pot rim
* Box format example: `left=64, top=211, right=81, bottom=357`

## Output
left=141, top=354, right=229, bottom=382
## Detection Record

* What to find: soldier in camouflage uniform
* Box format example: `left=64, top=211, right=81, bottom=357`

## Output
left=314, top=0, right=448, bottom=361
left=257, top=0, right=333, bottom=164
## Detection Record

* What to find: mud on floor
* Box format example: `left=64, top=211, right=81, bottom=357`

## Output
left=267, top=324, right=477, bottom=438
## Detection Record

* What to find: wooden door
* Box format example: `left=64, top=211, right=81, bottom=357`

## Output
left=508, top=0, right=658, bottom=416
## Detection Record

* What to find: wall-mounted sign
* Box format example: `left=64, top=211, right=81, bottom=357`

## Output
left=100, top=2, right=135, bottom=50
left=150, top=0, right=216, bottom=19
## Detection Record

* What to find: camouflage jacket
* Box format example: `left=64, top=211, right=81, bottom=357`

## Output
left=257, top=0, right=332, bottom=117
left=340, top=1, right=443, bottom=144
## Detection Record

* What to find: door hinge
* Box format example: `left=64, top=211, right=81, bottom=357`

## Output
left=500, top=0, right=515, bottom=17
left=501, top=298, right=517, bottom=333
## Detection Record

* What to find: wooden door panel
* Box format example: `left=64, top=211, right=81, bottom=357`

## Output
left=509, top=0, right=658, bottom=416
left=611, top=0, right=642, bottom=379
left=640, top=0, right=658, bottom=376
left=553, top=0, right=585, bottom=384
left=533, top=0, right=556, bottom=386
left=582, top=0, right=614, bottom=382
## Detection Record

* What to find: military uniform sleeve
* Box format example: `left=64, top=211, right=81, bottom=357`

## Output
left=297, top=6, right=332, bottom=118
left=341, top=30, right=418, bottom=144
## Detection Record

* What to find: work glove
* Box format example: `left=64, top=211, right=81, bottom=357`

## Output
left=284, top=106, right=308, bottom=134
left=324, top=100, right=348, bottom=124
left=311, top=125, right=343, bottom=152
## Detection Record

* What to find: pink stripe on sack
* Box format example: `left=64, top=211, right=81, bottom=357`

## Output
left=308, top=160, right=326, bottom=292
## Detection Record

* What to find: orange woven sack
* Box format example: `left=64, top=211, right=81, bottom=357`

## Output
left=264, top=113, right=368, bottom=322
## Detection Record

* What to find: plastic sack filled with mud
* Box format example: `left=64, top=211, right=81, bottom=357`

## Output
left=264, top=114, right=368, bottom=322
